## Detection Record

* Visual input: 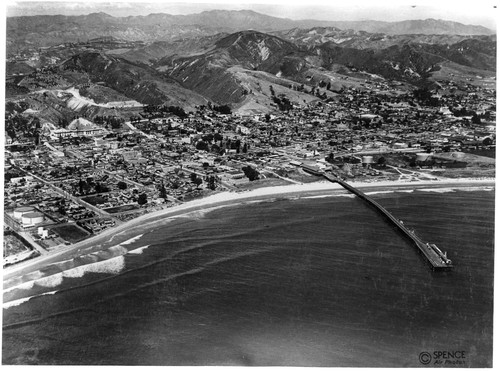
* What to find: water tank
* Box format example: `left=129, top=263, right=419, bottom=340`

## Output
left=362, top=155, right=374, bottom=164
left=22, top=212, right=44, bottom=226
left=13, top=206, right=35, bottom=220
left=416, top=153, right=431, bottom=162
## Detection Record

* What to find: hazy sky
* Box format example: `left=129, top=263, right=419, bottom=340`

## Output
left=5, top=0, right=498, bottom=29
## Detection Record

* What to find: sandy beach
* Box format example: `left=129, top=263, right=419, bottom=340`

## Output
left=3, top=177, right=495, bottom=281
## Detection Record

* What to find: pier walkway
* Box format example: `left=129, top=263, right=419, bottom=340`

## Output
left=324, top=174, right=453, bottom=270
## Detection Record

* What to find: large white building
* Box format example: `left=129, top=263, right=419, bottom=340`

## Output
left=50, top=118, right=107, bottom=139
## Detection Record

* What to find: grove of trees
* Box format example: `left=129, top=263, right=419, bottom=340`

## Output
left=242, top=165, right=259, bottom=181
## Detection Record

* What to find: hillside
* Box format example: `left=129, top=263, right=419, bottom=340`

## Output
left=154, top=29, right=495, bottom=103
left=61, top=52, right=208, bottom=108
left=273, top=27, right=494, bottom=49
left=158, top=31, right=306, bottom=104
left=109, top=33, right=226, bottom=65
left=315, top=37, right=496, bottom=85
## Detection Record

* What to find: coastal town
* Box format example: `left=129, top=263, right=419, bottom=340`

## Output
left=4, top=75, right=496, bottom=267
left=2, top=3, right=498, bottom=368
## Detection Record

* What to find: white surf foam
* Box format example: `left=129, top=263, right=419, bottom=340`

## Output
left=62, top=255, right=125, bottom=278
left=457, top=186, right=495, bottom=192
left=364, top=190, right=396, bottom=196
left=175, top=205, right=229, bottom=220
left=301, top=195, right=336, bottom=199
left=119, top=234, right=144, bottom=245
left=337, top=194, right=356, bottom=198
left=4, top=280, right=36, bottom=293
left=3, top=296, right=31, bottom=309
left=94, top=245, right=129, bottom=258
left=127, top=245, right=150, bottom=255
left=3, top=290, right=58, bottom=309
left=34, top=272, right=64, bottom=288
left=416, top=188, right=456, bottom=193
left=4, top=255, right=126, bottom=294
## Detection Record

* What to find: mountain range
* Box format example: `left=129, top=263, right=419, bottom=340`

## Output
left=7, top=10, right=495, bottom=50
left=6, top=10, right=496, bottom=118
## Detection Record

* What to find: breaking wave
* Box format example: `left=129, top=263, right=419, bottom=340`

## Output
left=119, top=234, right=144, bottom=245
left=62, top=255, right=125, bottom=278
left=172, top=205, right=231, bottom=220
left=416, top=188, right=456, bottom=193
left=3, top=297, right=31, bottom=309
left=457, top=186, right=494, bottom=192
left=4, top=290, right=57, bottom=309
left=127, top=245, right=150, bottom=255
left=301, top=195, right=336, bottom=199
left=4, top=249, right=128, bottom=295
left=3, top=245, right=269, bottom=314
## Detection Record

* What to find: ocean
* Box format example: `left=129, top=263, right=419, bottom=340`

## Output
left=2, top=188, right=494, bottom=366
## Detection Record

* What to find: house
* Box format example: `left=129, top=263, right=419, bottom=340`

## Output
left=237, top=124, right=251, bottom=135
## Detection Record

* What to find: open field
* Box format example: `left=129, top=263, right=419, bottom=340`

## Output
left=50, top=224, right=90, bottom=243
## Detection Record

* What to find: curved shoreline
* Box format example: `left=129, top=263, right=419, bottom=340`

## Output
left=3, top=178, right=495, bottom=281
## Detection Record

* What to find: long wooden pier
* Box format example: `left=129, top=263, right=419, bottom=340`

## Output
left=324, top=174, right=453, bottom=270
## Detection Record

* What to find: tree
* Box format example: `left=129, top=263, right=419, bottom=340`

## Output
left=413, top=88, right=439, bottom=107
left=471, top=113, right=482, bottom=125
left=111, top=119, right=122, bottom=129
left=202, top=133, right=214, bottom=143
left=483, top=137, right=493, bottom=146
left=159, top=183, right=168, bottom=200
left=165, top=105, right=187, bottom=118
left=196, top=141, right=209, bottom=151
left=137, top=193, right=148, bottom=205
left=377, top=156, right=387, bottom=166
left=79, top=179, right=86, bottom=194
left=212, top=104, right=232, bottom=114
left=242, top=165, right=260, bottom=181
left=117, top=181, right=128, bottom=190
left=193, top=177, right=203, bottom=187
left=59, top=117, right=69, bottom=128
left=57, top=200, right=67, bottom=215
left=207, top=175, right=217, bottom=190
left=211, top=143, right=221, bottom=153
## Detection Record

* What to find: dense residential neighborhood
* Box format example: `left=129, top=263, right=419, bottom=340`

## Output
left=4, top=79, right=495, bottom=264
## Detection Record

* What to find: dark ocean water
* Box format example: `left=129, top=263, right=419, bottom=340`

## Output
left=2, top=189, right=494, bottom=366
